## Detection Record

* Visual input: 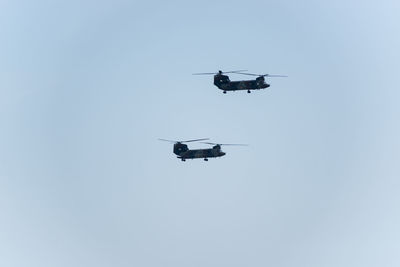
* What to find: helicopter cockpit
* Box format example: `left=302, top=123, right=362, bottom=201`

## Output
left=214, top=74, right=230, bottom=87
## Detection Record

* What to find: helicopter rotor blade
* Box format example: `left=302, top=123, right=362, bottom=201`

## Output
left=264, top=74, right=288, bottom=77
left=235, top=72, right=259, bottom=76
left=181, top=138, right=210, bottom=143
left=193, top=70, right=248, bottom=75
left=226, top=144, right=247, bottom=146
left=158, top=138, right=178, bottom=143
left=159, top=138, right=209, bottom=143
left=236, top=72, right=288, bottom=77
left=221, top=70, right=248, bottom=74
left=201, top=142, right=248, bottom=146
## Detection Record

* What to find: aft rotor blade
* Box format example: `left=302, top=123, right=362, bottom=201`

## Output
left=265, top=74, right=288, bottom=77
left=201, top=142, right=248, bottom=146
left=219, top=143, right=248, bottom=146
left=236, top=72, right=288, bottom=77
left=235, top=72, right=259, bottom=76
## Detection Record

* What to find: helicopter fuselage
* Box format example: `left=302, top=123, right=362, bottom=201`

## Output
left=177, top=148, right=226, bottom=161
left=174, top=143, right=225, bottom=161
left=214, top=74, right=270, bottom=92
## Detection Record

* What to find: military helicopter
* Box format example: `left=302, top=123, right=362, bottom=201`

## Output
left=158, top=138, right=247, bottom=161
left=193, top=70, right=287, bottom=94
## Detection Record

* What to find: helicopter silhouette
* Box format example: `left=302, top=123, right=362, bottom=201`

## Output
left=193, top=70, right=287, bottom=94
left=158, top=138, right=247, bottom=161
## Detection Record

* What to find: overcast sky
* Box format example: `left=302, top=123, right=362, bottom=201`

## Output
left=1, top=1, right=400, bottom=266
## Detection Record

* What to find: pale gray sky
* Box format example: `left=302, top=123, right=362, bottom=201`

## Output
left=1, top=1, right=399, bottom=266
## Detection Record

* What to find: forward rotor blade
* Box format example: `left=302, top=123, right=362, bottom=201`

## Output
left=222, top=70, right=248, bottom=74
left=193, top=70, right=248, bottom=75
left=182, top=138, right=210, bottom=143
left=159, top=138, right=209, bottom=143
left=158, top=138, right=177, bottom=143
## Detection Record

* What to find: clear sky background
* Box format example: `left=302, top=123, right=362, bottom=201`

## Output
left=1, top=0, right=399, bottom=266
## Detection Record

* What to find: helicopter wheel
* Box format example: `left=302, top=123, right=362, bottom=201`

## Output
left=223, top=91, right=226, bottom=94
left=204, top=158, right=208, bottom=161
left=181, top=158, right=186, bottom=162
left=247, top=90, right=251, bottom=93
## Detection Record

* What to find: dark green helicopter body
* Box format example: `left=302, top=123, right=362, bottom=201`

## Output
left=159, top=139, right=246, bottom=161
left=214, top=72, right=270, bottom=93
left=173, top=142, right=225, bottom=161
left=194, top=70, right=287, bottom=94
left=159, top=70, right=286, bottom=161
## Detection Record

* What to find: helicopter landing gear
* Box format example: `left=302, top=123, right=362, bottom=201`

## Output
left=204, top=158, right=208, bottom=161
left=223, top=91, right=226, bottom=94
left=247, top=90, right=251, bottom=93
left=181, top=158, right=186, bottom=162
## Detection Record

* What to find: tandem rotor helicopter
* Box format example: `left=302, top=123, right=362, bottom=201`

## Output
left=158, top=138, right=247, bottom=161
left=193, top=70, right=287, bottom=94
